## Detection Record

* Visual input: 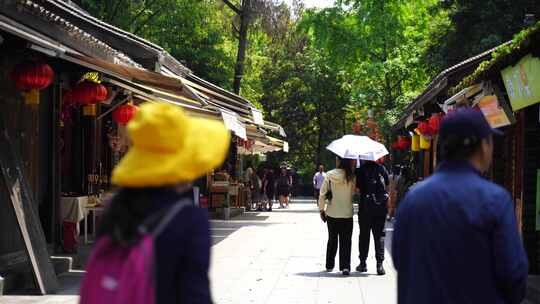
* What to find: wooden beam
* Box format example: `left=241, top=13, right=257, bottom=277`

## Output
left=0, top=116, right=58, bottom=294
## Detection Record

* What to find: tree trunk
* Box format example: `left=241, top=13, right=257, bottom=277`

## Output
left=233, top=0, right=251, bottom=95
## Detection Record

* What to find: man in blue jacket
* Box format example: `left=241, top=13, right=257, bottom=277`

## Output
left=392, top=108, right=528, bottom=304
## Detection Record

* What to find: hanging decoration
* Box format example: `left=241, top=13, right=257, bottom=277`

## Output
left=428, top=113, right=444, bottom=134
left=397, top=136, right=411, bottom=150
left=392, top=136, right=412, bottom=151
left=420, top=135, right=431, bottom=150
left=237, top=138, right=254, bottom=152
left=417, top=121, right=434, bottom=137
left=72, top=80, right=108, bottom=105
left=365, top=117, right=381, bottom=141
left=112, top=103, right=138, bottom=125
left=83, top=104, right=97, bottom=116
left=352, top=121, right=362, bottom=135
left=411, top=134, right=420, bottom=152
left=11, top=61, right=54, bottom=105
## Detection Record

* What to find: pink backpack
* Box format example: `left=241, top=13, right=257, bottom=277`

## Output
left=79, top=200, right=190, bottom=304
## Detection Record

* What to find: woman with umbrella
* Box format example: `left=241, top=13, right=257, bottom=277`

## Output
left=318, top=156, right=356, bottom=275
left=322, top=135, right=389, bottom=275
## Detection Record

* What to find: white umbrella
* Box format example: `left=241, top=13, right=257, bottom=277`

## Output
left=326, top=135, right=389, bottom=161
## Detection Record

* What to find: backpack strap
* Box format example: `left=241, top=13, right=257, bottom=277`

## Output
left=139, top=198, right=192, bottom=237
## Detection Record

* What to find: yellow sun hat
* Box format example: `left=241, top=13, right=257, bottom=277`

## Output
left=111, top=102, right=231, bottom=187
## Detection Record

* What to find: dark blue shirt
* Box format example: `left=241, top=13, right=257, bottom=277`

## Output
left=392, top=161, right=528, bottom=304
left=152, top=189, right=212, bottom=304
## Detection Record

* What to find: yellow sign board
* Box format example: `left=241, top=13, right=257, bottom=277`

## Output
left=477, top=95, right=511, bottom=128
left=501, top=54, right=540, bottom=111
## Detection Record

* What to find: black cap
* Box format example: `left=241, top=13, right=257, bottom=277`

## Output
left=439, top=108, right=502, bottom=146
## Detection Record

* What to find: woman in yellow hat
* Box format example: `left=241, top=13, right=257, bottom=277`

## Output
left=82, top=102, right=230, bottom=304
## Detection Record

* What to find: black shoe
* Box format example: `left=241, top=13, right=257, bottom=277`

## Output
left=356, top=262, right=367, bottom=273
left=342, top=269, right=350, bottom=276
left=267, top=207, right=272, bottom=212
left=377, top=262, right=386, bottom=276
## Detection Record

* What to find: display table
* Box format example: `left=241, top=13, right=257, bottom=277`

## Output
left=60, top=196, right=88, bottom=252
left=60, top=196, right=88, bottom=223
left=209, top=185, right=230, bottom=209
left=84, top=206, right=105, bottom=244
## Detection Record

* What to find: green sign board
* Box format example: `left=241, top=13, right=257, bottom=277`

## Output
left=537, top=169, right=540, bottom=231
left=501, top=54, right=540, bottom=111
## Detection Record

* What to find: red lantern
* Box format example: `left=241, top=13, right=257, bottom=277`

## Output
left=398, top=136, right=411, bottom=150
left=112, top=103, right=138, bottom=125
left=418, top=121, right=433, bottom=137
left=72, top=81, right=108, bottom=105
left=352, top=121, right=362, bottom=134
left=366, top=118, right=377, bottom=129
left=11, top=61, right=54, bottom=91
left=428, top=113, right=443, bottom=134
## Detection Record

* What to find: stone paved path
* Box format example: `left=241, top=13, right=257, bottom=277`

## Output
left=1, top=198, right=397, bottom=304
left=209, top=198, right=397, bottom=304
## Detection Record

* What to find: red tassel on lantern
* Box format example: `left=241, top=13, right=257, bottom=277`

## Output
left=11, top=61, right=54, bottom=91
left=112, top=103, right=138, bottom=125
left=72, top=81, right=108, bottom=105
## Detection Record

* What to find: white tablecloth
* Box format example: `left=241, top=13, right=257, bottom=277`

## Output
left=60, top=196, right=88, bottom=223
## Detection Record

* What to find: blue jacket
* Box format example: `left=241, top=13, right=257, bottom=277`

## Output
left=152, top=189, right=212, bottom=304
left=392, top=161, right=528, bottom=304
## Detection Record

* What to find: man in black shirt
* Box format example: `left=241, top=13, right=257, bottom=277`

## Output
left=355, top=160, right=389, bottom=275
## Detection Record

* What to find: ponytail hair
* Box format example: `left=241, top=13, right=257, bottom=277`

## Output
left=337, top=156, right=355, bottom=183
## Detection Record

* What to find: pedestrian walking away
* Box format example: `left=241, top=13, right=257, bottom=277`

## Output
left=263, top=169, right=276, bottom=211
left=318, top=157, right=356, bottom=276
left=355, top=159, right=389, bottom=275
left=277, top=168, right=291, bottom=208
left=79, top=103, right=230, bottom=304
left=392, top=108, right=529, bottom=304
left=313, top=165, right=326, bottom=203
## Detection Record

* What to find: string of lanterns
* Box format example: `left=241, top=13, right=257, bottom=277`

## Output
left=390, top=113, right=445, bottom=152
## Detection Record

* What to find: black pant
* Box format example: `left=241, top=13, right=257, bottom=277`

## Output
left=358, top=213, right=386, bottom=263
left=326, top=216, right=353, bottom=271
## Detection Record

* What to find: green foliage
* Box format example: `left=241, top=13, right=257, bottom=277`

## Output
left=78, top=0, right=235, bottom=89
left=76, top=0, right=538, bottom=181
left=425, top=0, right=539, bottom=71
left=298, top=0, right=445, bottom=138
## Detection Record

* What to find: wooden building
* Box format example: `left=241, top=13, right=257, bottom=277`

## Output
left=0, top=0, right=285, bottom=294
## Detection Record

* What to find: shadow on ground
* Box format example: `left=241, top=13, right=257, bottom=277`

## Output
left=295, top=271, right=378, bottom=278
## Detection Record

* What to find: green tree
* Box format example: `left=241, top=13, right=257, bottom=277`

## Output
left=300, top=0, right=446, bottom=134
left=426, top=0, right=539, bottom=71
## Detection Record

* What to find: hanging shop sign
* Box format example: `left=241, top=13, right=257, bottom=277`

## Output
left=501, top=54, right=540, bottom=111
left=251, top=108, right=264, bottom=125
left=477, top=95, right=512, bottom=128
left=220, top=110, right=247, bottom=140
left=283, top=141, right=289, bottom=153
